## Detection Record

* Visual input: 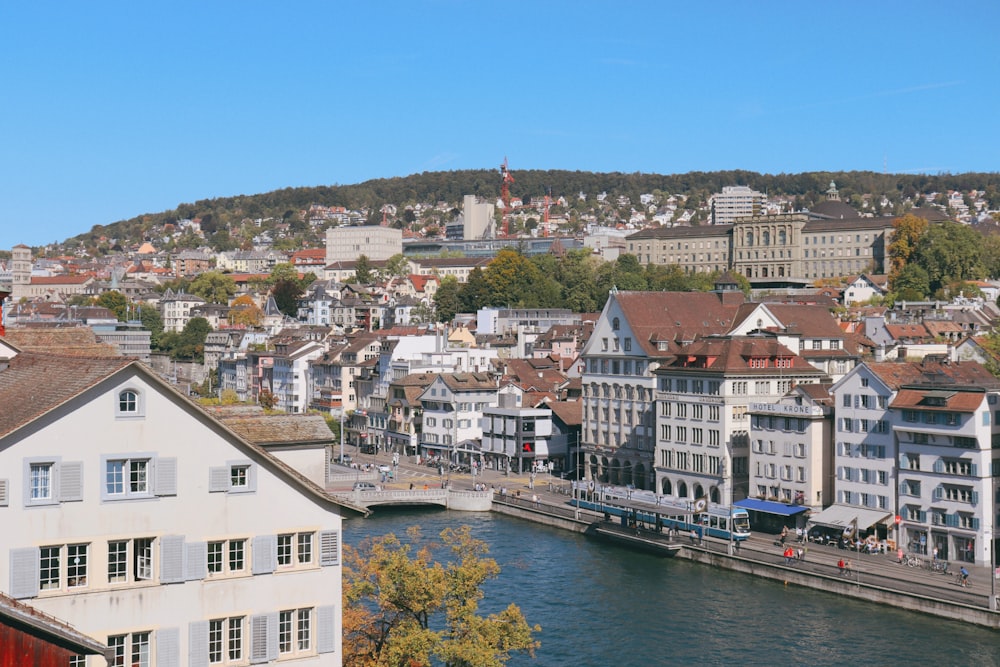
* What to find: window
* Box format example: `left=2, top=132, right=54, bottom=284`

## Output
left=67, top=543, right=88, bottom=588
left=30, top=462, right=52, bottom=502
left=108, top=632, right=150, bottom=667
left=210, top=461, right=257, bottom=494
left=209, top=617, right=244, bottom=663
left=40, top=546, right=60, bottom=590
left=278, top=532, right=315, bottom=567
left=105, top=457, right=150, bottom=498
left=208, top=539, right=247, bottom=576
left=118, top=390, right=138, bottom=413
left=297, top=608, right=312, bottom=651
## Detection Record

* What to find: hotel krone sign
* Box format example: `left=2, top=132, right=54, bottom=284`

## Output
left=748, top=402, right=825, bottom=417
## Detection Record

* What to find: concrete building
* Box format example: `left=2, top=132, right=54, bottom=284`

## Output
left=481, top=398, right=558, bottom=474
left=325, top=226, right=402, bottom=264
left=0, top=351, right=357, bottom=666
left=653, top=335, right=825, bottom=510
left=462, top=195, right=495, bottom=240
left=711, top=185, right=766, bottom=226
left=418, top=373, right=498, bottom=462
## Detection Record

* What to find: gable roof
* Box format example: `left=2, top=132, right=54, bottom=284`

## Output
left=0, top=353, right=367, bottom=515
left=611, top=291, right=740, bottom=357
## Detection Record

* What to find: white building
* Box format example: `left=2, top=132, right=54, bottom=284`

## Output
left=820, top=359, right=999, bottom=547
left=325, top=227, right=402, bottom=264
left=481, top=399, right=555, bottom=474
left=462, top=195, right=495, bottom=240
left=418, top=373, right=498, bottom=461
left=1, top=352, right=359, bottom=666
left=159, top=290, right=207, bottom=333
left=711, top=185, right=766, bottom=226
left=654, top=335, right=824, bottom=510
left=891, top=383, right=999, bottom=566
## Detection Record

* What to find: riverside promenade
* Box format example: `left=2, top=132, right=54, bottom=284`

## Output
left=332, top=454, right=1000, bottom=630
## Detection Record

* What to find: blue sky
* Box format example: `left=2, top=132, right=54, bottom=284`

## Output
left=2, top=1, right=998, bottom=248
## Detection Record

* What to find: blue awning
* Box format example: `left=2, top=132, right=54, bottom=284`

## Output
left=734, top=498, right=808, bottom=516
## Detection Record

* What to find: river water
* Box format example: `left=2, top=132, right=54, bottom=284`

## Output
left=344, top=508, right=999, bottom=666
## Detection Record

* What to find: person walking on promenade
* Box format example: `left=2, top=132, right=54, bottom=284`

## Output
left=784, top=546, right=795, bottom=565
left=897, top=547, right=904, bottom=564
left=780, top=525, right=788, bottom=546
left=959, top=566, right=970, bottom=587
left=689, top=528, right=698, bottom=544
left=837, top=558, right=846, bottom=575
left=843, top=559, right=853, bottom=577
left=796, top=526, right=804, bottom=543
left=797, top=546, right=805, bottom=562
left=532, top=493, right=539, bottom=508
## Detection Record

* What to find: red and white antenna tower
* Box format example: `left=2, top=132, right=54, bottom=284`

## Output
left=500, top=157, right=515, bottom=238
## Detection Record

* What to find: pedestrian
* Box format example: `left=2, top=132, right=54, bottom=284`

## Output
left=780, top=526, right=788, bottom=546
left=796, top=526, right=804, bottom=543
left=532, top=493, right=539, bottom=508
left=959, top=566, right=969, bottom=587
left=844, top=559, right=853, bottom=576
left=409, top=482, right=414, bottom=490
left=784, top=546, right=795, bottom=565
left=689, top=529, right=697, bottom=544
left=797, top=547, right=804, bottom=562
left=932, top=547, right=939, bottom=563
left=733, top=539, right=741, bottom=553
left=896, top=547, right=904, bottom=564
left=837, top=558, right=845, bottom=575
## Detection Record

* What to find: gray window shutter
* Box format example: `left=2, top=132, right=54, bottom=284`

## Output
left=319, top=530, right=340, bottom=566
left=188, top=620, right=209, bottom=667
left=0, top=479, right=8, bottom=507
left=267, top=612, right=278, bottom=661
left=10, top=547, right=39, bottom=599
left=316, top=605, right=336, bottom=654
left=155, top=457, right=178, bottom=496
left=185, top=542, right=207, bottom=581
left=157, top=627, right=180, bottom=667
left=59, top=461, right=84, bottom=502
left=160, top=535, right=185, bottom=584
left=209, top=466, right=229, bottom=492
left=249, top=614, right=269, bottom=664
left=252, top=535, right=276, bottom=575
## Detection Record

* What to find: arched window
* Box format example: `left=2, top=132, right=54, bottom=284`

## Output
left=763, top=231, right=770, bottom=246
left=612, top=317, right=620, bottom=331
left=778, top=229, right=787, bottom=245
left=661, top=478, right=673, bottom=496
left=678, top=481, right=688, bottom=499
left=746, top=232, right=754, bottom=247
left=694, top=484, right=705, bottom=499
left=116, top=388, right=143, bottom=417
left=710, top=486, right=721, bottom=504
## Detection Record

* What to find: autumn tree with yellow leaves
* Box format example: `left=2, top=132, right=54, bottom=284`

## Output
left=343, top=526, right=539, bottom=667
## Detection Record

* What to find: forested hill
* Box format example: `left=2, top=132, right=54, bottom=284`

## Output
left=72, top=169, right=1000, bottom=249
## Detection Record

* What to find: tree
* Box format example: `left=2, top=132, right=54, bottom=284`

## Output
left=459, top=267, right=491, bottom=313
left=434, top=276, right=462, bottom=323
left=888, top=213, right=928, bottom=284
left=139, top=303, right=165, bottom=349
left=189, top=271, right=238, bottom=305
left=229, top=294, right=264, bottom=328
left=343, top=525, right=539, bottom=667
left=912, top=221, right=985, bottom=294
left=268, top=262, right=301, bottom=287
left=96, top=290, right=128, bottom=321
left=892, top=263, right=930, bottom=300
left=381, top=253, right=410, bottom=280
left=353, top=255, right=374, bottom=284
left=272, top=279, right=303, bottom=318
left=171, top=317, right=211, bottom=361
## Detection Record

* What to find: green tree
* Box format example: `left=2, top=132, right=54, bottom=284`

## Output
left=353, top=255, right=374, bottom=284
left=381, top=253, right=410, bottom=280
left=172, top=317, right=211, bottom=361
left=272, top=279, right=303, bottom=318
left=434, top=276, right=462, bottom=323
left=892, top=263, right=930, bottom=300
left=139, top=303, right=165, bottom=349
left=268, top=262, right=301, bottom=287
left=912, top=221, right=985, bottom=294
left=343, top=526, right=539, bottom=667
left=459, top=267, right=491, bottom=313
left=96, top=290, right=128, bottom=321
left=189, top=271, right=238, bottom=305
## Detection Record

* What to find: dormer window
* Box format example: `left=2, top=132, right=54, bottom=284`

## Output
left=116, top=388, right=145, bottom=418
left=612, top=317, right=620, bottom=331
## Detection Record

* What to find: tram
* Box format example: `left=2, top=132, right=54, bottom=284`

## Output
left=570, top=487, right=751, bottom=541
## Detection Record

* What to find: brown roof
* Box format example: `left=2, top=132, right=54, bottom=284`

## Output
left=613, top=291, right=740, bottom=357
left=546, top=399, right=583, bottom=426
left=737, top=303, right=846, bottom=338
left=1, top=327, right=121, bottom=357
left=665, top=336, right=821, bottom=374
left=867, top=360, right=1000, bottom=390
left=884, top=323, right=934, bottom=342
left=211, top=410, right=334, bottom=446
left=0, top=353, right=135, bottom=437
left=890, top=388, right=987, bottom=413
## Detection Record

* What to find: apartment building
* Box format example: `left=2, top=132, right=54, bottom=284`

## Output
left=418, top=373, right=498, bottom=462
left=1, top=352, right=356, bottom=666
left=325, top=226, right=402, bottom=264
left=711, top=185, right=766, bottom=226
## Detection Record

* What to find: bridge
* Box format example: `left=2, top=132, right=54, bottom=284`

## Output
left=331, top=488, right=493, bottom=512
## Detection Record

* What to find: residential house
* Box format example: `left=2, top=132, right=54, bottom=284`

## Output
left=0, top=352, right=358, bottom=666
left=418, top=373, right=498, bottom=462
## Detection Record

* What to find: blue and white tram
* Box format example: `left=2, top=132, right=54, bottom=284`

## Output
left=570, top=486, right=751, bottom=541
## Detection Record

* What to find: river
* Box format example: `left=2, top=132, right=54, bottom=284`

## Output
left=344, top=508, right=999, bottom=666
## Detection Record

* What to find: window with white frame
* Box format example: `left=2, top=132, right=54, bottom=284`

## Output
left=107, top=632, right=151, bottom=667
left=30, top=462, right=53, bottom=502
left=107, top=538, right=153, bottom=584
left=209, top=616, right=245, bottom=664
left=277, top=532, right=315, bottom=568
left=104, top=456, right=150, bottom=498
left=208, top=539, right=247, bottom=576
left=209, top=461, right=257, bottom=494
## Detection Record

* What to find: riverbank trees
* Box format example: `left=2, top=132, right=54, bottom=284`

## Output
left=343, top=525, right=539, bottom=667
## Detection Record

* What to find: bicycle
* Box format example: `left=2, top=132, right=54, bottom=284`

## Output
left=905, top=555, right=923, bottom=568
left=955, top=572, right=972, bottom=588
left=930, top=560, right=951, bottom=575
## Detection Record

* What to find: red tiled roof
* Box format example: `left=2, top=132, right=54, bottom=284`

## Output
left=890, top=388, right=986, bottom=413
left=613, top=291, right=739, bottom=357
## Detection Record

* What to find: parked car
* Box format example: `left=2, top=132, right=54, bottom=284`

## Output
left=353, top=481, right=378, bottom=491
left=339, top=454, right=353, bottom=465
